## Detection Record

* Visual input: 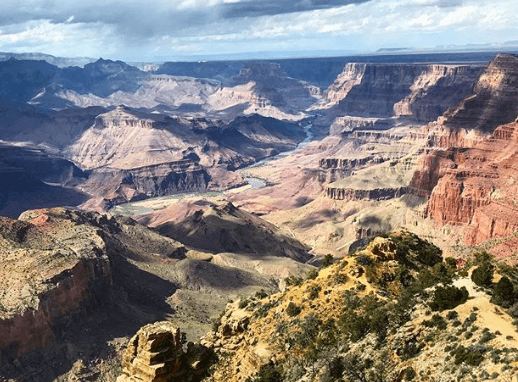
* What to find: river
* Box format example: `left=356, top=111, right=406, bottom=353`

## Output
left=109, top=123, right=313, bottom=216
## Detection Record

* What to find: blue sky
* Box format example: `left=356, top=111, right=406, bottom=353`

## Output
left=0, top=0, right=516, bottom=61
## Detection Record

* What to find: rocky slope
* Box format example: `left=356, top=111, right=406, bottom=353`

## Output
left=118, top=232, right=518, bottom=382
left=0, top=206, right=315, bottom=381
left=138, top=201, right=312, bottom=263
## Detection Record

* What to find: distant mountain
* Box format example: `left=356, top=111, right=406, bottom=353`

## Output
left=0, top=52, right=95, bottom=68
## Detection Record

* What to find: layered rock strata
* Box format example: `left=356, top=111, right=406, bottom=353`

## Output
left=313, top=62, right=483, bottom=129
left=414, top=122, right=518, bottom=247
left=0, top=212, right=112, bottom=363
left=117, top=322, right=183, bottom=382
left=411, top=55, right=518, bottom=249
left=326, top=186, right=408, bottom=201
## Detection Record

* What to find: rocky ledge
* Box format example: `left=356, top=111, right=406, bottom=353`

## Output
left=326, top=186, right=408, bottom=201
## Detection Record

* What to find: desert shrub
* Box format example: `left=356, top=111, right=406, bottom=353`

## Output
left=472, top=264, right=493, bottom=287
left=479, top=330, right=496, bottom=344
left=255, top=300, right=278, bottom=319
left=401, top=341, right=425, bottom=360
left=328, top=356, right=345, bottom=379
left=307, top=285, right=322, bottom=300
left=247, top=362, right=283, bottom=382
left=429, top=285, right=469, bottom=311
left=403, top=367, right=417, bottom=381
left=492, top=276, right=516, bottom=307
left=453, top=345, right=485, bottom=366
left=306, top=269, right=319, bottom=280
left=389, top=231, right=442, bottom=266
left=447, top=310, right=459, bottom=320
left=285, top=275, right=303, bottom=287
left=423, top=314, right=447, bottom=330
left=321, top=254, right=334, bottom=269
left=334, top=273, right=348, bottom=285
left=286, top=302, right=301, bottom=317
left=255, top=289, right=268, bottom=299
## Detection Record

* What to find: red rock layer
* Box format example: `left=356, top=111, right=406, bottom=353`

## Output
left=415, top=122, right=518, bottom=249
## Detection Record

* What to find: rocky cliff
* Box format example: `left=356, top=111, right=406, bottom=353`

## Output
left=326, top=186, right=408, bottom=201
left=443, top=54, right=518, bottom=132
left=314, top=62, right=483, bottom=126
left=0, top=211, right=112, bottom=363
left=421, top=122, right=518, bottom=246
left=411, top=55, right=518, bottom=250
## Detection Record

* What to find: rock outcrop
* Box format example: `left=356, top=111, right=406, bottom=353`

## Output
left=414, top=121, right=518, bottom=248
left=410, top=55, right=518, bottom=251
left=326, top=186, right=408, bottom=201
left=0, top=212, right=112, bottom=363
left=443, top=54, right=518, bottom=133
left=117, top=322, right=183, bottom=382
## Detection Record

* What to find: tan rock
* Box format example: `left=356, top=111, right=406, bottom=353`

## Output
left=117, top=322, right=183, bottom=382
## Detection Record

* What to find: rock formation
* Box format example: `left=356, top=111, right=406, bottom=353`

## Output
left=0, top=210, right=112, bottom=363
left=411, top=55, right=518, bottom=251
left=117, top=322, right=183, bottom=382
left=313, top=62, right=483, bottom=129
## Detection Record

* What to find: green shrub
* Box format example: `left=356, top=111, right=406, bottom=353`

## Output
left=453, top=345, right=485, bottom=366
left=285, top=275, right=303, bottom=287
left=255, top=289, right=268, bottom=299
left=239, top=298, right=250, bottom=309
left=492, top=276, right=516, bottom=307
left=423, top=314, right=447, bottom=330
left=328, top=356, right=344, bottom=379
left=447, top=310, right=459, bottom=320
left=307, top=285, right=322, bottom=300
left=403, top=367, right=417, bottom=381
left=471, top=265, right=493, bottom=287
left=306, top=269, right=319, bottom=280
left=321, top=254, right=334, bottom=268
left=286, top=302, right=301, bottom=317
left=334, top=273, right=348, bottom=284
left=429, top=285, right=469, bottom=311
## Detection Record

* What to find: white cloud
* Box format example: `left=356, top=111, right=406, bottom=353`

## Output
left=0, top=0, right=516, bottom=60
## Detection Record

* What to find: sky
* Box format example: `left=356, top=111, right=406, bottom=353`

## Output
left=0, top=0, right=516, bottom=61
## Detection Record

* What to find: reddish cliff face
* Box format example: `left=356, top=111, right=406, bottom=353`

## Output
left=410, top=54, right=518, bottom=252
left=414, top=122, right=518, bottom=248
left=0, top=211, right=112, bottom=363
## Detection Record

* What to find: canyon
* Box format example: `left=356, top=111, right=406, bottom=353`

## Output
left=4, top=51, right=518, bottom=381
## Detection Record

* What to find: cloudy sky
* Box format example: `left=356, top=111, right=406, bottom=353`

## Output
left=0, top=0, right=516, bottom=61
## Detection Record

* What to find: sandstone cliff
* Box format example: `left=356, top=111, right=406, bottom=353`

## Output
left=420, top=122, right=518, bottom=247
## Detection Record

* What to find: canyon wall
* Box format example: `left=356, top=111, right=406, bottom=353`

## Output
left=411, top=55, right=518, bottom=249
left=315, top=63, right=483, bottom=124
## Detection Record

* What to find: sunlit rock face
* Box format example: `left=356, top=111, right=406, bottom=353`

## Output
left=411, top=55, right=518, bottom=253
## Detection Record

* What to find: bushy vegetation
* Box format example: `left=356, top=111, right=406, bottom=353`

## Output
left=429, top=285, right=469, bottom=311
left=246, top=363, right=283, bottom=382
left=451, top=345, right=485, bottom=366
left=492, top=276, right=516, bottom=307
left=286, top=302, right=301, bottom=317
